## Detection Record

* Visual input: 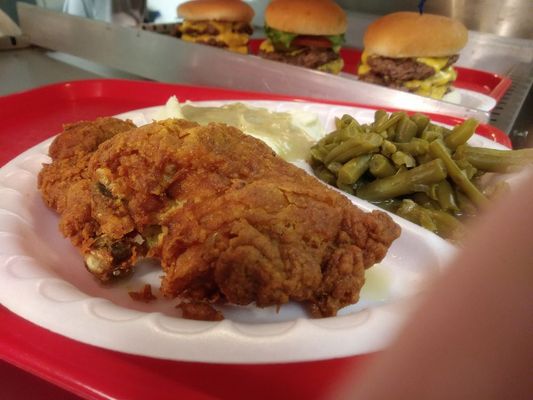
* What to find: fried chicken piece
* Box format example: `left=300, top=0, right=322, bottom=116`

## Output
left=38, top=117, right=140, bottom=279
left=129, top=284, right=157, bottom=303
left=91, top=119, right=400, bottom=316
left=38, top=117, right=136, bottom=212
left=178, top=301, right=224, bottom=321
left=48, top=117, right=137, bottom=160
left=39, top=118, right=401, bottom=317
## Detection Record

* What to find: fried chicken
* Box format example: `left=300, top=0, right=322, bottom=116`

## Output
left=38, top=118, right=401, bottom=318
left=38, top=117, right=136, bottom=213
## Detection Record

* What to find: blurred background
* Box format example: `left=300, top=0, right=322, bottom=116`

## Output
left=0, top=0, right=531, bottom=147
left=1, top=0, right=531, bottom=39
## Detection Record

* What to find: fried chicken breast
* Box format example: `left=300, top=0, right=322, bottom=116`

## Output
left=38, top=117, right=400, bottom=318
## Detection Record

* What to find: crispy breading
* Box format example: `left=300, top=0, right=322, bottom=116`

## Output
left=38, top=117, right=136, bottom=213
left=48, top=117, right=137, bottom=160
left=38, top=118, right=401, bottom=318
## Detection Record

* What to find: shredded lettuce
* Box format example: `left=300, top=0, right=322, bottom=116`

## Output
left=327, top=34, right=345, bottom=53
left=265, top=25, right=298, bottom=49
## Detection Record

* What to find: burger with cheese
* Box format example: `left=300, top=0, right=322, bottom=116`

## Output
left=358, top=12, right=468, bottom=99
left=177, top=0, right=255, bottom=54
left=259, top=0, right=347, bottom=74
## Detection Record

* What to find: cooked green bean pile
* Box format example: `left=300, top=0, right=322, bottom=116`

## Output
left=310, top=111, right=533, bottom=241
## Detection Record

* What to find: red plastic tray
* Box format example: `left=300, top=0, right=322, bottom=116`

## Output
left=0, top=79, right=511, bottom=399
left=0, top=79, right=510, bottom=168
left=249, top=40, right=512, bottom=102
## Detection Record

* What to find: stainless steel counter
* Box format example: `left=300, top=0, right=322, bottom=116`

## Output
left=0, top=47, right=100, bottom=96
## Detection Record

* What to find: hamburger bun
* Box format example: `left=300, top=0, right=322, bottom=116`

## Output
left=178, top=0, right=255, bottom=23
left=364, top=12, right=468, bottom=58
left=265, top=0, right=346, bottom=36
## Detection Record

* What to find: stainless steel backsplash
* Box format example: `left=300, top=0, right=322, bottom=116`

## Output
left=335, top=0, right=532, bottom=39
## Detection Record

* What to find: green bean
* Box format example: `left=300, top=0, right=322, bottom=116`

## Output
left=425, top=183, right=439, bottom=201
left=395, top=165, right=408, bottom=175
left=441, top=127, right=453, bottom=137
left=337, top=114, right=362, bottom=131
left=373, top=111, right=406, bottom=133
left=313, top=165, right=336, bottom=185
left=310, top=145, right=328, bottom=163
left=420, top=129, right=443, bottom=142
left=410, top=192, right=440, bottom=210
left=395, top=116, right=419, bottom=143
left=381, top=140, right=397, bottom=157
left=323, top=132, right=382, bottom=164
left=321, top=128, right=355, bottom=145
left=356, top=159, right=447, bottom=201
left=386, top=126, right=397, bottom=141
left=454, top=158, right=478, bottom=180
left=395, top=138, right=429, bottom=156
left=337, top=182, right=355, bottom=195
left=337, top=154, right=372, bottom=185
left=397, top=199, right=437, bottom=232
left=370, top=199, right=403, bottom=213
left=396, top=199, right=465, bottom=241
left=429, top=139, right=488, bottom=207
left=455, top=145, right=533, bottom=173
left=444, top=118, right=479, bottom=150
left=391, top=151, right=416, bottom=168
left=373, top=110, right=388, bottom=129
left=411, top=113, right=430, bottom=136
left=428, top=124, right=444, bottom=134
left=326, top=161, right=343, bottom=174
left=369, top=154, right=397, bottom=178
left=416, top=153, right=434, bottom=165
left=435, top=179, right=459, bottom=212
left=316, top=131, right=338, bottom=147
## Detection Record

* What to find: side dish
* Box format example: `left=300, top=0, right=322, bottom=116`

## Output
left=310, top=110, right=533, bottom=241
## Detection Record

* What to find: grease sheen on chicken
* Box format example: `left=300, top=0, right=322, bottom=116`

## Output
left=38, top=117, right=400, bottom=318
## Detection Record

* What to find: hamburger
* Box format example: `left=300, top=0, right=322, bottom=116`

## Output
left=358, top=12, right=468, bottom=99
left=177, top=0, right=255, bottom=54
left=259, top=0, right=347, bottom=74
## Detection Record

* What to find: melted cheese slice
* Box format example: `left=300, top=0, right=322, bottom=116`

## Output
left=403, top=66, right=457, bottom=98
left=259, top=39, right=274, bottom=53
left=416, top=56, right=450, bottom=72
left=180, top=21, right=250, bottom=53
left=318, top=57, right=344, bottom=74
left=357, top=50, right=371, bottom=74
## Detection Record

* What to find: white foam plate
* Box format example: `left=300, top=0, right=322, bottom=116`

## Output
left=0, top=100, right=505, bottom=363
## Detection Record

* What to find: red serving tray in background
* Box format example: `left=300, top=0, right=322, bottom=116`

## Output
left=248, top=40, right=512, bottom=102
left=0, top=79, right=511, bottom=400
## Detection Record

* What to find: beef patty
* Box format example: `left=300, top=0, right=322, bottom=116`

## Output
left=360, top=54, right=459, bottom=85
left=260, top=47, right=339, bottom=69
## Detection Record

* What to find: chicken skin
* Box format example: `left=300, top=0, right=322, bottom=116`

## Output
left=38, top=117, right=137, bottom=213
left=39, top=118, right=400, bottom=318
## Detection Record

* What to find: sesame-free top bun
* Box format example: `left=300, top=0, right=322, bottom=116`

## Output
left=364, top=12, right=468, bottom=58
left=265, top=0, right=347, bottom=36
left=178, top=0, right=255, bottom=23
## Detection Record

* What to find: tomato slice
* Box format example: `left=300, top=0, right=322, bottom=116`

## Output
left=291, top=36, right=332, bottom=48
